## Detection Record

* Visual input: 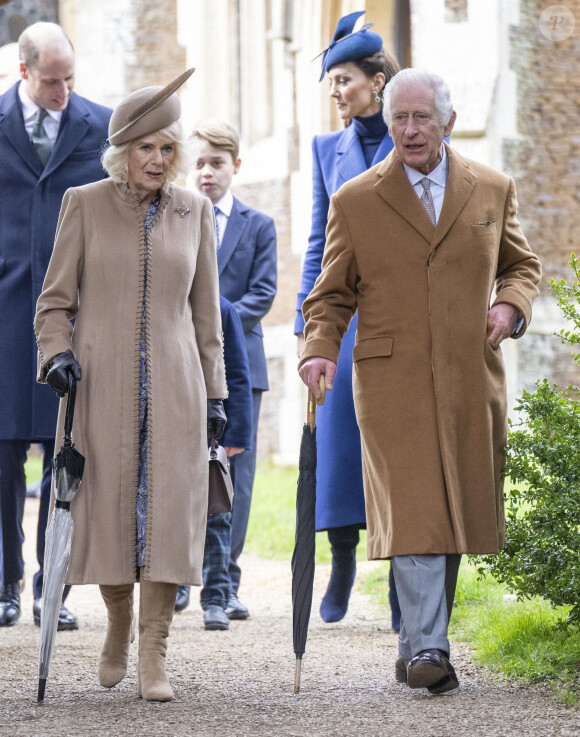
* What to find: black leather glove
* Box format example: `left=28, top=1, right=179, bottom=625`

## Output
left=207, top=399, right=227, bottom=445
left=45, top=350, right=82, bottom=397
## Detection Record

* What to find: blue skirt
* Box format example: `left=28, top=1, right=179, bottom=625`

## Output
left=314, top=312, right=366, bottom=531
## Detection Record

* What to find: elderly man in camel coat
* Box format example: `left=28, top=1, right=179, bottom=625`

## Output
left=299, top=68, right=542, bottom=695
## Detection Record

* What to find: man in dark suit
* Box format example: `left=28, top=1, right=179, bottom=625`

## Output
left=191, top=121, right=277, bottom=619
left=0, top=22, right=111, bottom=628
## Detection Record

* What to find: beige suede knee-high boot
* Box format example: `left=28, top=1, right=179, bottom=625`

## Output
left=98, top=584, right=135, bottom=688
left=137, top=578, right=178, bottom=701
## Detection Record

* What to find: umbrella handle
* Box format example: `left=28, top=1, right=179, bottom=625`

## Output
left=306, top=374, right=326, bottom=432
left=63, top=373, right=77, bottom=443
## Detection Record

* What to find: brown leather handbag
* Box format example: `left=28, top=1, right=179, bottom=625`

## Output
left=208, top=437, right=234, bottom=515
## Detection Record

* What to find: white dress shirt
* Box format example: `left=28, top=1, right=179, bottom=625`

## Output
left=212, top=190, right=233, bottom=248
left=402, top=146, right=448, bottom=225
left=18, top=82, right=63, bottom=145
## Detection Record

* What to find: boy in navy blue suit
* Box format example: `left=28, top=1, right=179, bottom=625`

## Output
left=191, top=121, right=277, bottom=619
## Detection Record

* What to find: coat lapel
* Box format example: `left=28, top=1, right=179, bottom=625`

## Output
left=372, top=131, right=394, bottom=166
left=373, top=150, right=434, bottom=244
left=217, top=198, right=248, bottom=275
left=431, top=143, right=477, bottom=251
left=335, top=125, right=367, bottom=188
left=41, top=93, right=90, bottom=180
left=0, top=83, right=43, bottom=177
left=373, top=143, right=478, bottom=250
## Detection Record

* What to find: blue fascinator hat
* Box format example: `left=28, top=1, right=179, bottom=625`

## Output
left=316, top=10, right=383, bottom=81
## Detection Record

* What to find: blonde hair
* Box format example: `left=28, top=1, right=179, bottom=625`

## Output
left=191, top=120, right=240, bottom=162
left=101, top=120, right=192, bottom=183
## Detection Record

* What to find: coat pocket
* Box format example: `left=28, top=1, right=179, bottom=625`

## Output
left=471, top=221, right=497, bottom=238
left=352, top=336, right=393, bottom=362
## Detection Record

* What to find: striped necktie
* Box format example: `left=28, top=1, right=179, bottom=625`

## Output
left=32, top=108, right=52, bottom=166
left=420, top=177, right=436, bottom=226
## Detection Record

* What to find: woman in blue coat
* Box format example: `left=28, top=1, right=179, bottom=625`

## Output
left=295, top=11, right=400, bottom=627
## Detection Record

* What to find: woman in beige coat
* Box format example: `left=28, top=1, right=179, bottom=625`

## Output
left=34, top=71, right=228, bottom=702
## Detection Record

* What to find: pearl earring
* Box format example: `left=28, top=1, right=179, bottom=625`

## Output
left=373, top=89, right=383, bottom=104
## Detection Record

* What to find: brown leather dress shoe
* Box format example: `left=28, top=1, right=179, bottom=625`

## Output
left=407, top=649, right=459, bottom=693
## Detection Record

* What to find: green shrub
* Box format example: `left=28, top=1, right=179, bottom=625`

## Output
left=474, top=255, right=580, bottom=623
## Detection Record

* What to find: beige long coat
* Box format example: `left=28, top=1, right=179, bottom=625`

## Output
left=34, top=179, right=227, bottom=585
left=301, top=144, right=542, bottom=559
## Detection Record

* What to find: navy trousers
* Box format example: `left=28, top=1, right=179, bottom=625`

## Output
left=228, top=389, right=262, bottom=595
left=200, top=512, right=232, bottom=610
left=0, top=439, right=66, bottom=599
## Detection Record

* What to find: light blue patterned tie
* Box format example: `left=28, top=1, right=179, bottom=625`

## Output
left=32, top=108, right=52, bottom=166
left=214, top=205, right=221, bottom=248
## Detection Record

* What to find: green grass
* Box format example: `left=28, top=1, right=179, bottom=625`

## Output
left=245, top=462, right=367, bottom=565
left=248, top=462, right=580, bottom=704
left=24, top=454, right=43, bottom=485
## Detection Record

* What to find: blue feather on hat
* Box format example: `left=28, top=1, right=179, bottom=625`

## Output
left=316, top=10, right=383, bottom=81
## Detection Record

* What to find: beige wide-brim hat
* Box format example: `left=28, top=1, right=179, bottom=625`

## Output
left=108, top=68, right=195, bottom=146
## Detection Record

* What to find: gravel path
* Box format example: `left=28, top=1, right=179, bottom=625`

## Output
left=1, top=498, right=579, bottom=736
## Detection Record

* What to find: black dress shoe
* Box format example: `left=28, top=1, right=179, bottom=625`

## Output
left=0, top=583, right=21, bottom=627
left=33, top=599, right=78, bottom=631
left=407, top=649, right=459, bottom=693
left=203, top=605, right=229, bottom=631
left=174, top=585, right=190, bottom=612
left=57, top=605, right=78, bottom=631
left=225, top=593, right=250, bottom=620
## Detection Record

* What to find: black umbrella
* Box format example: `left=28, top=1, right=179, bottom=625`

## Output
left=37, top=374, right=85, bottom=703
left=292, top=374, right=325, bottom=694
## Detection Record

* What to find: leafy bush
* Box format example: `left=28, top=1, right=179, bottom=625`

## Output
left=474, top=255, right=580, bottom=623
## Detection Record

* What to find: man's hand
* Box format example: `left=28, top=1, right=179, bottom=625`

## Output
left=225, top=447, right=244, bottom=458
left=487, top=303, right=520, bottom=348
left=298, top=357, right=337, bottom=400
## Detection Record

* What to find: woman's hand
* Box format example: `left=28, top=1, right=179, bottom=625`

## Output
left=45, top=350, right=82, bottom=397
left=207, top=399, right=227, bottom=445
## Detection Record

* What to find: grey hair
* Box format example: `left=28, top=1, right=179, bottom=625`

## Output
left=101, top=120, right=192, bottom=183
left=383, top=68, right=453, bottom=126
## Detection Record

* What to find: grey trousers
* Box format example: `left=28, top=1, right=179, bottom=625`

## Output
left=392, top=553, right=461, bottom=659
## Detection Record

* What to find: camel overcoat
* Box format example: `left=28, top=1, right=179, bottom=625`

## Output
left=301, top=144, right=542, bottom=559
left=34, top=179, right=227, bottom=585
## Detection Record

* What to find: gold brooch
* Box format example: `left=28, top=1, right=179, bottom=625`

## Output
left=175, top=202, right=191, bottom=218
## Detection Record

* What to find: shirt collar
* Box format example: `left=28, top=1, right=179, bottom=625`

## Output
left=403, top=145, right=448, bottom=188
left=18, top=81, right=64, bottom=126
left=213, top=190, right=233, bottom=217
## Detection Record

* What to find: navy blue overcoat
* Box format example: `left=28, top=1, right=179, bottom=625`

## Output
left=0, top=82, right=111, bottom=440
left=218, top=197, right=277, bottom=392
left=295, top=124, right=394, bottom=530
